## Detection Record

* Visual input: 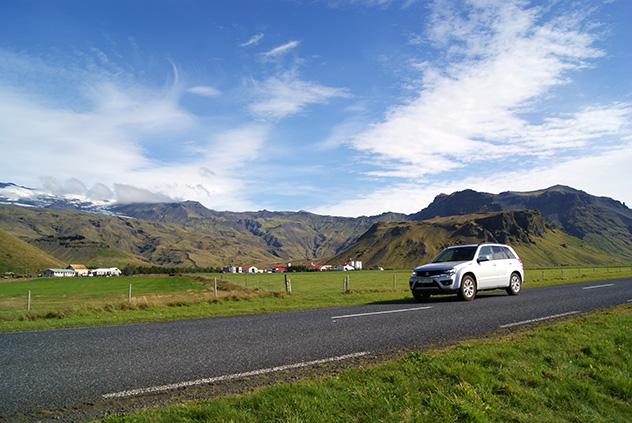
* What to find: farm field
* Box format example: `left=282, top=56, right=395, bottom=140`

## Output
left=103, top=303, right=632, bottom=422
left=1, top=266, right=631, bottom=332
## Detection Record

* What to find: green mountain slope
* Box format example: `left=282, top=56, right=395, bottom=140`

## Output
left=332, top=211, right=622, bottom=268
left=0, top=204, right=405, bottom=268
left=0, top=205, right=276, bottom=268
left=110, top=202, right=407, bottom=260
left=409, top=185, right=632, bottom=260
left=0, top=228, right=63, bottom=273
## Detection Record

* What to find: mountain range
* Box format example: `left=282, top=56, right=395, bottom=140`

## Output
left=0, top=182, right=630, bottom=272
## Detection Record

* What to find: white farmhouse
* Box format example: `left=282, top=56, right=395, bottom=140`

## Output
left=242, top=266, right=260, bottom=273
left=336, top=264, right=355, bottom=271
left=89, top=267, right=122, bottom=277
left=43, top=268, right=76, bottom=277
left=67, top=264, right=89, bottom=277
left=349, top=260, right=363, bottom=270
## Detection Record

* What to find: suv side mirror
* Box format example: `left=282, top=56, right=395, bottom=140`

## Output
left=477, top=255, right=491, bottom=263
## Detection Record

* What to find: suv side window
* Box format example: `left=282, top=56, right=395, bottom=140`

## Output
left=479, top=246, right=493, bottom=259
left=492, top=246, right=508, bottom=260
left=502, top=247, right=516, bottom=259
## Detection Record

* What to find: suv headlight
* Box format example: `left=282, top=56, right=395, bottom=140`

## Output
left=445, top=269, right=456, bottom=276
left=411, top=271, right=416, bottom=277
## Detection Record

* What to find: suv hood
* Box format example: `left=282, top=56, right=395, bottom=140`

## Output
left=414, top=261, right=469, bottom=272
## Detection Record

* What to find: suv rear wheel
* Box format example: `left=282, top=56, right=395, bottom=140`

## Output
left=506, top=272, right=522, bottom=296
left=459, top=275, right=476, bottom=301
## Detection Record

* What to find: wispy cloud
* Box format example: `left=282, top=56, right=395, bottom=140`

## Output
left=334, top=1, right=630, bottom=174
left=0, top=50, right=267, bottom=209
left=187, top=85, right=222, bottom=97
left=314, top=0, right=632, bottom=214
left=249, top=71, right=349, bottom=119
left=261, top=40, right=301, bottom=60
left=327, top=0, right=417, bottom=8
left=311, top=143, right=632, bottom=216
left=240, top=33, right=264, bottom=47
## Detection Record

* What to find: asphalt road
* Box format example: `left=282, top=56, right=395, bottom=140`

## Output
left=1, top=278, right=631, bottom=417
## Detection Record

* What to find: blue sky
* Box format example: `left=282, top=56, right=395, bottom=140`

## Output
left=1, top=0, right=631, bottom=215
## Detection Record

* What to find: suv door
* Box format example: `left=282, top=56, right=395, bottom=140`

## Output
left=475, top=246, right=497, bottom=289
left=491, top=246, right=511, bottom=287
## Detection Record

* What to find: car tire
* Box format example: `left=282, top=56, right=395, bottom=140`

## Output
left=459, top=275, right=476, bottom=301
left=506, top=272, right=522, bottom=296
left=412, top=291, right=430, bottom=302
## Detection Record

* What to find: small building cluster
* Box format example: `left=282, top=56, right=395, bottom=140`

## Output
left=42, top=264, right=122, bottom=278
left=222, top=265, right=267, bottom=274
left=222, top=260, right=360, bottom=273
left=336, top=259, right=362, bottom=271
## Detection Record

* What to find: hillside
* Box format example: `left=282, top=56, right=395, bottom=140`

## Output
left=0, top=204, right=406, bottom=268
left=410, top=185, right=632, bottom=260
left=0, top=183, right=629, bottom=270
left=0, top=205, right=276, bottom=268
left=110, top=202, right=407, bottom=260
left=0, top=228, right=63, bottom=273
left=332, top=210, right=622, bottom=268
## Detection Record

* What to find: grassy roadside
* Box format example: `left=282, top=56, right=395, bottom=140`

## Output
left=104, top=304, right=632, bottom=422
left=1, top=267, right=631, bottom=332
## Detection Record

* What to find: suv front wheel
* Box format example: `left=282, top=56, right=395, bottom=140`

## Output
left=506, top=272, right=522, bottom=296
left=459, top=275, right=476, bottom=301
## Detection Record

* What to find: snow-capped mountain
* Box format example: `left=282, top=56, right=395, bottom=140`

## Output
left=0, top=182, right=115, bottom=213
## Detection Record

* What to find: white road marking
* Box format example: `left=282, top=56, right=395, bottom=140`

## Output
left=331, top=306, right=432, bottom=320
left=500, top=311, right=580, bottom=329
left=102, top=351, right=369, bottom=399
left=582, top=283, right=615, bottom=290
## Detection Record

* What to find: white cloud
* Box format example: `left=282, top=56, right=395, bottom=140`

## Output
left=0, top=51, right=268, bottom=210
left=114, top=184, right=173, bottom=204
left=187, top=85, right=222, bottom=97
left=261, top=40, right=301, bottom=59
left=327, top=0, right=417, bottom=8
left=319, top=117, right=369, bottom=150
left=342, top=0, right=629, bottom=179
left=311, top=143, right=632, bottom=217
left=249, top=71, right=349, bottom=119
left=240, top=33, right=264, bottom=47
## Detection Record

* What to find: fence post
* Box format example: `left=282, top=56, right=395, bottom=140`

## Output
left=214, top=277, right=218, bottom=298
left=27, top=290, right=31, bottom=312
left=128, top=284, right=132, bottom=305
left=284, top=273, right=292, bottom=294
left=343, top=274, right=350, bottom=293
left=541, top=270, right=544, bottom=280
left=561, top=268, right=564, bottom=279
left=392, top=273, right=397, bottom=289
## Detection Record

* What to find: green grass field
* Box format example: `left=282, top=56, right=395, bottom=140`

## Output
left=0, top=267, right=631, bottom=332
left=104, top=304, right=632, bottom=422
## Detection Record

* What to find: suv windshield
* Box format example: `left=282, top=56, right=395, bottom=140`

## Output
left=432, top=246, right=478, bottom=263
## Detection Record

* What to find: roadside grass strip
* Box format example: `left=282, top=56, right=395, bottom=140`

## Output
left=104, top=304, right=632, bottom=422
left=103, top=352, right=370, bottom=399
left=499, top=311, right=580, bottom=328
left=331, top=306, right=432, bottom=320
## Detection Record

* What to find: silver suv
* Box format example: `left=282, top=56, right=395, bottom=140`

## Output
left=409, top=243, right=524, bottom=301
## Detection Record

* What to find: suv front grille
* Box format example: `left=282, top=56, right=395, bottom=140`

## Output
left=416, top=270, right=445, bottom=277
